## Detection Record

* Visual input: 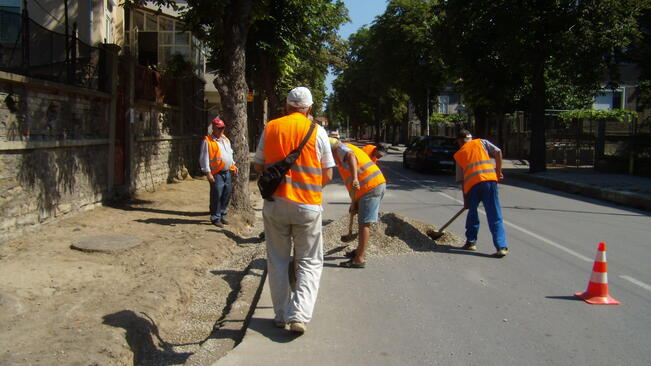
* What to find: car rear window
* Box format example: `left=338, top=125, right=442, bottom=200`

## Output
left=428, top=138, right=456, bottom=149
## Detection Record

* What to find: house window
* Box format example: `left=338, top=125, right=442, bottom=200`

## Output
left=438, top=95, right=449, bottom=114
left=131, top=9, right=201, bottom=70
left=612, top=90, right=623, bottom=109
left=0, top=4, right=21, bottom=44
left=105, top=14, right=113, bottom=43
left=593, top=88, right=625, bottom=110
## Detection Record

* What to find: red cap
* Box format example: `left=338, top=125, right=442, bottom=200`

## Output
left=212, top=117, right=225, bottom=128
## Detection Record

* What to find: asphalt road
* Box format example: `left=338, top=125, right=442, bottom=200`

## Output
left=217, top=150, right=651, bottom=366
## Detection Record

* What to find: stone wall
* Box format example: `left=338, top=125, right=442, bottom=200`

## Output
left=132, top=137, right=200, bottom=191
left=0, top=72, right=111, bottom=243
left=130, top=101, right=202, bottom=192
left=0, top=68, right=204, bottom=243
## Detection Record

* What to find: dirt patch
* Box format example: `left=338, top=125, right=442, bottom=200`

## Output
left=0, top=176, right=464, bottom=366
left=0, top=177, right=265, bottom=366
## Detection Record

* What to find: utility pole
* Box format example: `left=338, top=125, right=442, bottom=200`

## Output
left=426, top=87, right=430, bottom=136
left=64, top=0, right=71, bottom=82
left=346, top=116, right=349, bottom=139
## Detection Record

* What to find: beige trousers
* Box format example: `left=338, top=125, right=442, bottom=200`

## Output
left=263, top=199, right=323, bottom=323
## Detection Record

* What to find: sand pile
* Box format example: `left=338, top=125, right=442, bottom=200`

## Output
left=322, top=212, right=464, bottom=257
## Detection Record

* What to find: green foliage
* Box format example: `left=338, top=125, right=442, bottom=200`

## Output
left=436, top=0, right=647, bottom=113
left=559, top=109, right=638, bottom=123
left=162, top=54, right=194, bottom=78
left=331, top=0, right=447, bottom=133
left=428, top=113, right=465, bottom=127
left=434, top=0, right=648, bottom=170
left=246, top=0, right=349, bottom=114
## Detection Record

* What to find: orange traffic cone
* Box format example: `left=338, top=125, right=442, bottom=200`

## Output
left=575, top=242, right=620, bottom=305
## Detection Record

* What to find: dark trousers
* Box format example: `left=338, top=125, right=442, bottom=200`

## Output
left=465, top=181, right=507, bottom=249
left=209, top=170, right=232, bottom=223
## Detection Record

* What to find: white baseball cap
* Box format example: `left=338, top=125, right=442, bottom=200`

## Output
left=286, top=87, right=313, bottom=108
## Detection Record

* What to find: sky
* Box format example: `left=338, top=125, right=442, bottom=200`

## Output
left=325, top=0, right=388, bottom=96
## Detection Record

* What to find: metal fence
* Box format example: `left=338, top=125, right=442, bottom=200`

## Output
left=0, top=9, right=102, bottom=90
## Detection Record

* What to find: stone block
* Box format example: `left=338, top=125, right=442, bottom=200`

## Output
left=16, top=213, right=38, bottom=226
left=56, top=203, right=72, bottom=217
left=0, top=217, right=16, bottom=230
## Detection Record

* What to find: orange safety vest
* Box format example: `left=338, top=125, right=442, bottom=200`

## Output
left=453, top=139, right=497, bottom=194
left=262, top=112, right=322, bottom=205
left=205, top=135, right=236, bottom=175
left=361, top=144, right=378, bottom=163
left=335, top=143, right=386, bottom=201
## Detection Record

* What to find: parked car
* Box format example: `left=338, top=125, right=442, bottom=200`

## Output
left=403, top=136, right=458, bottom=173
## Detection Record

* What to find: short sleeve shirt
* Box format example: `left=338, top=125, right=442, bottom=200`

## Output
left=455, top=139, right=501, bottom=183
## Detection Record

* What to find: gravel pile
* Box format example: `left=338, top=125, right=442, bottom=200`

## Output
left=322, top=212, right=465, bottom=257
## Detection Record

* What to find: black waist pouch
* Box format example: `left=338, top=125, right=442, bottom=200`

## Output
left=257, top=149, right=300, bottom=201
left=257, top=122, right=316, bottom=201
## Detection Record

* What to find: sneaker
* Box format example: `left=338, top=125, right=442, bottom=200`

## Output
left=212, top=220, right=224, bottom=228
left=221, top=217, right=230, bottom=225
left=495, top=247, right=509, bottom=258
left=460, top=241, right=477, bottom=251
left=273, top=320, right=286, bottom=329
left=289, top=321, right=306, bottom=334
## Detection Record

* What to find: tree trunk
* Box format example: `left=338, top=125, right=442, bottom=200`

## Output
left=529, top=60, right=547, bottom=173
left=473, top=106, right=488, bottom=138
left=258, top=53, right=283, bottom=119
left=213, top=0, right=253, bottom=210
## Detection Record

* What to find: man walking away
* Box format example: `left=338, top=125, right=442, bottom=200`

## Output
left=253, top=87, right=334, bottom=334
left=453, top=129, right=508, bottom=257
left=331, top=138, right=386, bottom=268
left=199, top=117, right=238, bottom=228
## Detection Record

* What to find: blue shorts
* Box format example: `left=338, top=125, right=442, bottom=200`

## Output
left=358, top=183, right=386, bottom=223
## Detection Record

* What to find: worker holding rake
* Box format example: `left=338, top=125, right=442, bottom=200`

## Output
left=330, top=138, right=386, bottom=268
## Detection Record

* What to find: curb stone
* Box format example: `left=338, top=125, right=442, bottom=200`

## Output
left=508, top=171, right=651, bottom=212
left=184, top=254, right=267, bottom=366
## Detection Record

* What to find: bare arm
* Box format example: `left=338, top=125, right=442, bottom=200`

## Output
left=494, top=151, right=503, bottom=181
left=345, top=151, right=359, bottom=185
left=343, top=151, right=360, bottom=201
left=322, top=167, right=333, bottom=187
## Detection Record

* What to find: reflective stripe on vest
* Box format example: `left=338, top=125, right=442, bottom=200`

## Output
left=336, top=143, right=386, bottom=200
left=453, top=139, right=497, bottom=194
left=262, top=113, right=322, bottom=205
left=205, top=135, right=228, bottom=174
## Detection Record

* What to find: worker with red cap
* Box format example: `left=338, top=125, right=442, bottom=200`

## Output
left=199, top=117, right=238, bottom=228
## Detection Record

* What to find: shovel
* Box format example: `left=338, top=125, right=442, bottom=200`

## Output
left=427, top=207, right=466, bottom=240
left=340, top=212, right=357, bottom=242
